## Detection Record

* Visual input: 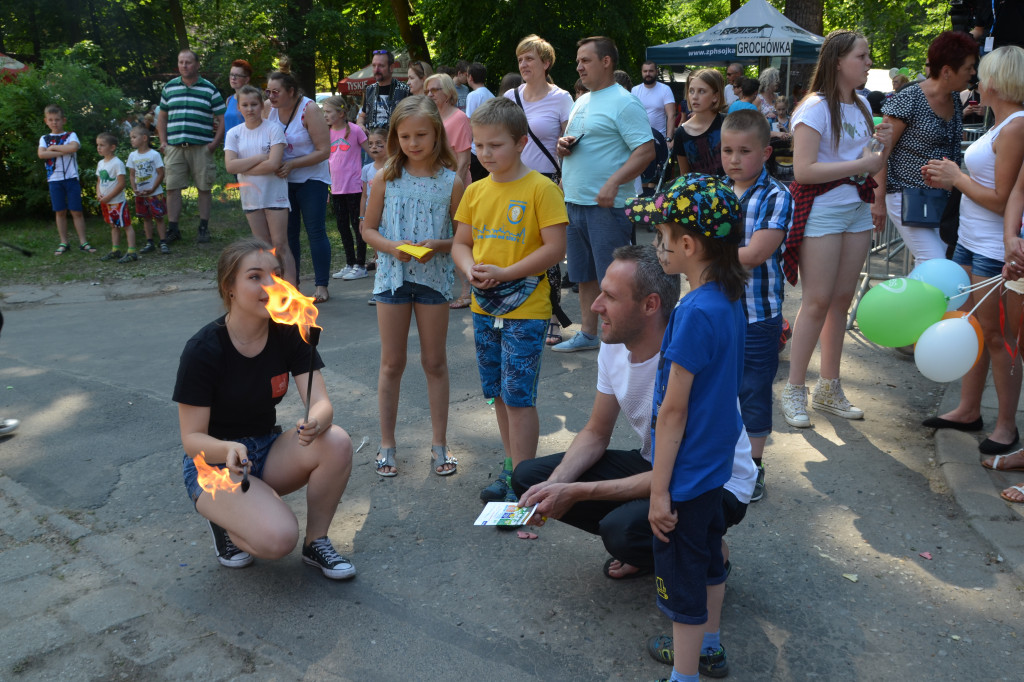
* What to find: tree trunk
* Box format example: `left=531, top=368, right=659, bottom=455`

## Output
left=784, top=0, right=824, bottom=37
left=285, top=0, right=316, bottom=99
left=167, top=0, right=189, bottom=50
left=389, top=0, right=431, bottom=63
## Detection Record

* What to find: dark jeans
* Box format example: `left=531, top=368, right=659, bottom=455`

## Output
left=511, top=449, right=655, bottom=569
left=287, top=180, right=331, bottom=287
left=331, top=192, right=365, bottom=266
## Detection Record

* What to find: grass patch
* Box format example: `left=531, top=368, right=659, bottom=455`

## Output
left=0, top=170, right=360, bottom=287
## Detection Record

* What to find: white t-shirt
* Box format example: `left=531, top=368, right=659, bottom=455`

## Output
left=791, top=94, right=874, bottom=207
left=504, top=85, right=574, bottom=175
left=596, top=341, right=756, bottom=503
left=631, top=81, right=675, bottom=135
left=126, top=149, right=164, bottom=196
left=725, top=86, right=739, bottom=106
left=97, top=157, right=127, bottom=204
left=224, top=120, right=290, bottom=211
left=39, top=131, right=80, bottom=182
left=465, top=86, right=495, bottom=155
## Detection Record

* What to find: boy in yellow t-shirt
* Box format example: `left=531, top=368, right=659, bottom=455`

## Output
left=453, top=97, right=568, bottom=503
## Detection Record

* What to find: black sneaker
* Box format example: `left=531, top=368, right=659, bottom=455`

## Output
left=118, top=251, right=139, bottom=263
left=139, top=242, right=156, bottom=254
left=208, top=520, right=253, bottom=568
left=700, top=645, right=729, bottom=678
left=302, top=536, right=356, bottom=579
left=160, top=241, right=171, bottom=254
left=480, top=473, right=512, bottom=502
left=100, top=250, right=122, bottom=261
left=165, top=226, right=181, bottom=242
left=750, top=464, right=765, bottom=502
left=197, top=225, right=211, bottom=243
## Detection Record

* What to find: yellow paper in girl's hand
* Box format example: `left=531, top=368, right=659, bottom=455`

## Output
left=397, top=244, right=433, bottom=260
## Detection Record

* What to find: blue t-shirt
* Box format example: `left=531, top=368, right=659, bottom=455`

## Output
left=727, top=101, right=759, bottom=114
left=562, top=85, right=653, bottom=207
left=651, top=283, right=745, bottom=502
left=224, top=95, right=244, bottom=135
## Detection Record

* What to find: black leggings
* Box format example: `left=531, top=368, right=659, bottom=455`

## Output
left=331, top=193, right=365, bottom=266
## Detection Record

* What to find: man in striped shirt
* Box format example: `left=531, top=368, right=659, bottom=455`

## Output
left=157, top=49, right=226, bottom=243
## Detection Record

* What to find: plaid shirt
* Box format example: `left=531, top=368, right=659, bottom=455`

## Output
left=783, top=176, right=876, bottom=285
left=726, top=167, right=793, bottom=322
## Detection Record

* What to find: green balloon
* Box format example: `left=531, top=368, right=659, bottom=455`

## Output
left=856, top=278, right=947, bottom=347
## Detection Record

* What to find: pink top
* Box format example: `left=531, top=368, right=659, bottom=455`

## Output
left=443, top=108, right=472, bottom=185
left=328, top=123, right=367, bottom=194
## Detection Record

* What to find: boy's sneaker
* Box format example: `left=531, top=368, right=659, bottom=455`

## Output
left=160, top=241, right=171, bottom=254
left=302, top=536, right=356, bottom=579
left=197, top=225, right=211, bottom=243
left=781, top=382, right=811, bottom=428
left=750, top=464, right=765, bottom=502
left=700, top=646, right=729, bottom=678
left=333, top=266, right=353, bottom=279
left=480, top=473, right=512, bottom=502
left=343, top=265, right=368, bottom=280
left=100, top=250, right=122, bottom=261
left=208, top=520, right=253, bottom=568
left=551, top=332, right=600, bottom=353
left=118, top=251, right=139, bottom=263
left=811, top=377, right=864, bottom=420
left=139, top=242, right=156, bottom=254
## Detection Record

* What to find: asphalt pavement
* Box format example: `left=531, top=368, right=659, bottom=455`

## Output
left=1, top=267, right=1022, bottom=681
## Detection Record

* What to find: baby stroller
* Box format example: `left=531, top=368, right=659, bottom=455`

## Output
left=640, top=129, right=670, bottom=198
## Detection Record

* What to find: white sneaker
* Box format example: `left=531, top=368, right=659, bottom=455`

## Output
left=332, top=266, right=353, bottom=279
left=812, top=377, right=864, bottom=420
left=781, top=382, right=811, bottom=428
left=342, top=265, right=368, bottom=280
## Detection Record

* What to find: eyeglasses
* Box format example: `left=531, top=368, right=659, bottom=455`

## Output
left=264, top=89, right=282, bottom=97
left=426, top=87, right=443, bottom=94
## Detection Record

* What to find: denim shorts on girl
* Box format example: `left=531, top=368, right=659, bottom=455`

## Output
left=182, top=429, right=281, bottom=506
left=803, top=201, right=872, bottom=238
left=373, top=281, right=448, bottom=305
left=952, top=243, right=1005, bottom=278
left=473, top=313, right=547, bottom=408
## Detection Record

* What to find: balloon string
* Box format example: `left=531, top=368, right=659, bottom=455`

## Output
left=957, top=273, right=1004, bottom=294
left=966, top=278, right=1002, bottom=318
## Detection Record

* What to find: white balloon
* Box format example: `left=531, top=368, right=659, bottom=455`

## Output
left=914, top=318, right=979, bottom=382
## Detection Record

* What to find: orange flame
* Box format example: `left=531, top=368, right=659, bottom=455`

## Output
left=263, top=273, right=321, bottom=342
left=193, top=452, right=241, bottom=499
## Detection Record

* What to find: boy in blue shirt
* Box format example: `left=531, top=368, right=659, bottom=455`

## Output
left=720, top=109, right=793, bottom=502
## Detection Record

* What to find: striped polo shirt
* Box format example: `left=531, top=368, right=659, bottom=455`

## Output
left=726, top=167, right=793, bottom=322
left=159, top=76, right=226, bottom=145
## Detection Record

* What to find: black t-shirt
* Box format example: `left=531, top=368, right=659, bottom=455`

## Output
left=172, top=316, right=324, bottom=440
left=977, top=0, right=1024, bottom=49
left=673, top=114, right=725, bottom=176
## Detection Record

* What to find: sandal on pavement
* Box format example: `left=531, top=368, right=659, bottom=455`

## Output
left=430, top=445, right=457, bottom=476
left=545, top=321, right=562, bottom=346
left=313, top=288, right=329, bottom=304
left=1000, top=484, right=1024, bottom=503
left=375, top=447, right=397, bottom=477
left=449, top=295, right=471, bottom=309
left=79, top=241, right=97, bottom=253
left=647, top=634, right=674, bottom=665
left=982, top=449, right=1024, bottom=473
left=603, top=557, right=653, bottom=580
left=54, top=243, right=69, bottom=256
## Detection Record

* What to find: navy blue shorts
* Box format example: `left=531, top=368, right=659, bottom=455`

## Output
left=952, top=243, right=1004, bottom=278
left=182, top=430, right=280, bottom=507
left=49, top=178, right=83, bottom=213
left=740, top=315, right=783, bottom=437
left=374, top=281, right=448, bottom=305
left=653, top=486, right=727, bottom=625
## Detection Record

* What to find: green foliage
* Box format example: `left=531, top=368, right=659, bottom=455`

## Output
left=0, top=51, right=129, bottom=216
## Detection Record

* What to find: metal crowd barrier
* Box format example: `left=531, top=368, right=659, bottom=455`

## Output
left=847, top=215, right=911, bottom=330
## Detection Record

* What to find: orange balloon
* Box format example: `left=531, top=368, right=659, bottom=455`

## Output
left=941, top=311, right=983, bottom=365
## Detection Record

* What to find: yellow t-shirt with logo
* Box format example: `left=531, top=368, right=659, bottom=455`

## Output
left=455, top=170, right=568, bottom=319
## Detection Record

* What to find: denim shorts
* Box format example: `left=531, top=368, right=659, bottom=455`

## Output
left=565, top=203, right=633, bottom=284
left=739, top=315, right=783, bottom=437
left=952, top=243, right=1004, bottom=278
left=374, top=281, right=448, bottom=305
left=182, top=430, right=280, bottom=506
left=653, top=486, right=727, bottom=625
left=804, top=201, right=872, bottom=238
left=49, top=178, right=83, bottom=213
left=473, top=313, right=547, bottom=408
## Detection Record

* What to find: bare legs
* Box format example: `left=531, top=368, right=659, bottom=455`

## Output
left=245, top=209, right=296, bottom=284
left=578, top=280, right=600, bottom=337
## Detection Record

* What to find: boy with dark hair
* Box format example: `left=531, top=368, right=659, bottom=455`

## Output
left=454, top=60, right=471, bottom=111
left=727, top=78, right=760, bottom=114
left=38, top=104, right=97, bottom=255
left=465, top=61, right=495, bottom=182
left=452, top=97, right=568, bottom=502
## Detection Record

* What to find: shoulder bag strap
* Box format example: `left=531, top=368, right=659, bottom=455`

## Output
left=514, top=87, right=561, bottom=175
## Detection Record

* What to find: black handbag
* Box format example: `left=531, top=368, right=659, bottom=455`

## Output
left=939, top=188, right=963, bottom=259
left=513, top=87, right=561, bottom=184
left=901, top=187, right=949, bottom=228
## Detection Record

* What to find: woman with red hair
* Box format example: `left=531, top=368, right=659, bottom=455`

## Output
left=224, top=59, right=254, bottom=134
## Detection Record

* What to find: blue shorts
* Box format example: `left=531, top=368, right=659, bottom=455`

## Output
left=182, top=430, right=280, bottom=507
left=49, top=178, right=83, bottom=213
left=803, top=201, right=872, bottom=238
left=952, top=243, right=1004, bottom=278
left=565, top=203, right=633, bottom=284
left=473, top=313, right=547, bottom=408
left=374, top=281, right=448, bottom=305
left=653, top=486, right=727, bottom=625
left=740, top=315, right=783, bottom=437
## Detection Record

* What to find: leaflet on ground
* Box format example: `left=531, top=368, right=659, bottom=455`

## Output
left=473, top=502, right=538, bottom=526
